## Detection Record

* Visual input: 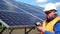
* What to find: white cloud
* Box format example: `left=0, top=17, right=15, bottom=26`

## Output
left=36, top=0, right=47, bottom=2
left=55, top=2, right=60, bottom=8
left=39, top=2, right=60, bottom=8
left=39, top=4, right=45, bottom=7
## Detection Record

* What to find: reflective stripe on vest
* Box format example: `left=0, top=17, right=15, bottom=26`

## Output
left=43, top=16, right=60, bottom=33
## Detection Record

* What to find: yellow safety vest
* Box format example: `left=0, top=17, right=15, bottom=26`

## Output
left=41, top=16, right=60, bottom=34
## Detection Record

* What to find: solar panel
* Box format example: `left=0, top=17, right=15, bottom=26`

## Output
left=0, top=0, right=45, bottom=28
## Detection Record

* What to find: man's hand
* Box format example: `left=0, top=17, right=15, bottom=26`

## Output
left=36, top=22, right=41, bottom=26
left=36, top=22, right=44, bottom=32
left=37, top=26, right=44, bottom=32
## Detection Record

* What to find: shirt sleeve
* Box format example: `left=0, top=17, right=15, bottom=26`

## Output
left=44, top=21, right=60, bottom=34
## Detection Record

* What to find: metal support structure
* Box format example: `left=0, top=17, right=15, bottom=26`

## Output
left=25, top=28, right=27, bottom=34
left=0, top=27, right=6, bottom=34
left=0, top=27, right=35, bottom=34
left=9, top=29, right=14, bottom=34
left=9, top=27, right=34, bottom=34
left=25, top=27, right=35, bottom=34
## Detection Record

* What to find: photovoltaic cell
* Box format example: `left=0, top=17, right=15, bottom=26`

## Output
left=0, top=0, right=45, bottom=28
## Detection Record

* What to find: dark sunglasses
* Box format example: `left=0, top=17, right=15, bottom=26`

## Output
left=45, top=9, right=56, bottom=14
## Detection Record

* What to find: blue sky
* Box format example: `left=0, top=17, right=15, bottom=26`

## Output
left=14, top=0, right=60, bottom=14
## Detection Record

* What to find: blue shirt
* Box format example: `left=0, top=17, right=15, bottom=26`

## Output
left=44, top=21, right=60, bottom=34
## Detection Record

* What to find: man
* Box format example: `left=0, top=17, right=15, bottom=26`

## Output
left=36, top=3, right=60, bottom=34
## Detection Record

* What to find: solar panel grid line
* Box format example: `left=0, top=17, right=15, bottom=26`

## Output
left=19, top=8, right=43, bottom=21
left=6, top=12, right=32, bottom=24
left=0, top=10, right=26, bottom=14
left=20, top=8, right=43, bottom=21
left=8, top=0, right=45, bottom=18
left=1, top=0, right=28, bottom=13
left=20, top=2, right=44, bottom=14
left=3, top=0, right=45, bottom=15
left=18, top=6, right=41, bottom=14
left=2, top=0, right=33, bottom=11
left=5, top=12, right=27, bottom=26
left=2, top=10, right=40, bottom=15
left=3, top=0, right=43, bottom=21
left=19, top=1, right=40, bottom=9
left=0, top=10, right=24, bottom=13
left=4, top=12, right=24, bottom=25
left=14, top=2, right=45, bottom=15
left=0, top=15, right=35, bottom=27
left=8, top=12, right=31, bottom=25
left=0, top=3, right=10, bottom=6
left=18, top=5, right=43, bottom=21
left=19, top=2, right=45, bottom=15
left=0, top=11, right=35, bottom=26
left=0, top=3, right=6, bottom=4
left=15, top=4, right=43, bottom=21
left=0, top=4, right=8, bottom=10
left=0, top=0, right=6, bottom=4
left=0, top=5, right=6, bottom=8
left=0, top=12, right=23, bottom=26
left=0, top=12, right=16, bottom=26
left=8, top=0, right=45, bottom=15
left=3, top=13, right=20, bottom=26
left=0, top=2, right=22, bottom=11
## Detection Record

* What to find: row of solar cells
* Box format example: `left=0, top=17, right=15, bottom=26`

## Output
left=0, top=11, right=38, bottom=26
left=0, top=0, right=45, bottom=15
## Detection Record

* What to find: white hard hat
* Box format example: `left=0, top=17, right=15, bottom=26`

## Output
left=43, top=3, right=56, bottom=11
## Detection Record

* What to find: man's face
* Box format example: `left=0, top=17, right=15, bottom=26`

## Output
left=46, top=11, right=56, bottom=18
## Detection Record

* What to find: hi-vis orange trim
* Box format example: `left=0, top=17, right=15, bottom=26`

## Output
left=41, top=16, right=60, bottom=34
